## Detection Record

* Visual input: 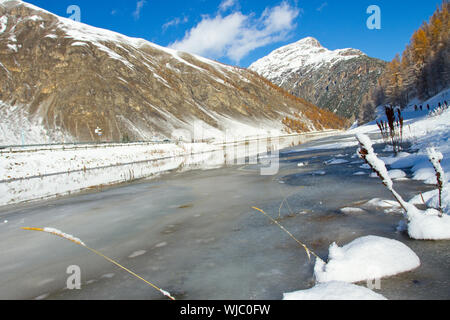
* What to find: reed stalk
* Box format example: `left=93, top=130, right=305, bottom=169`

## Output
left=252, top=207, right=322, bottom=262
left=22, top=227, right=175, bottom=300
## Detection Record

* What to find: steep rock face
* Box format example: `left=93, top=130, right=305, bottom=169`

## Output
left=250, top=37, right=386, bottom=120
left=0, top=1, right=345, bottom=144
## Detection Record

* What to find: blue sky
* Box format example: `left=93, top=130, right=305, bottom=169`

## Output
left=25, top=0, right=443, bottom=67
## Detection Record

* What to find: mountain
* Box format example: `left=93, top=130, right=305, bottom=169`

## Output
left=0, top=1, right=346, bottom=145
left=249, top=37, right=387, bottom=120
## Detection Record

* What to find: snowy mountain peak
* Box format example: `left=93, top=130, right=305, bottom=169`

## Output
left=248, top=37, right=386, bottom=119
left=294, top=37, right=323, bottom=48
left=249, top=37, right=365, bottom=80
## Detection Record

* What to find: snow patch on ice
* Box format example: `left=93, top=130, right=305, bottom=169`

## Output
left=340, top=207, right=366, bottom=214
left=324, top=158, right=348, bottom=165
left=128, top=250, right=146, bottom=258
left=314, top=236, right=420, bottom=283
left=370, top=169, right=406, bottom=180
left=283, top=281, right=387, bottom=300
left=406, top=208, right=450, bottom=240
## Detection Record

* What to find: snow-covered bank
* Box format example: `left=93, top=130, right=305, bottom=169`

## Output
left=347, top=89, right=450, bottom=239
left=354, top=94, right=450, bottom=239
left=0, top=142, right=217, bottom=181
left=0, top=132, right=335, bottom=206
left=0, top=131, right=339, bottom=182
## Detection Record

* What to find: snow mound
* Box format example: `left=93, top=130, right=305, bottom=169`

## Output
left=283, top=281, right=387, bottom=300
left=340, top=207, right=366, bottom=214
left=388, top=169, right=407, bottom=179
left=324, top=158, right=349, bottom=165
left=406, top=209, right=450, bottom=240
left=409, top=187, right=450, bottom=215
left=370, top=169, right=406, bottom=180
left=364, top=198, right=401, bottom=209
left=314, top=236, right=420, bottom=283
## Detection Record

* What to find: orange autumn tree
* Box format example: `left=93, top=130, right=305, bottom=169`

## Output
left=360, top=1, right=449, bottom=122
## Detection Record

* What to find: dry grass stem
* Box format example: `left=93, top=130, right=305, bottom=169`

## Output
left=252, top=207, right=322, bottom=262
left=22, top=227, right=175, bottom=300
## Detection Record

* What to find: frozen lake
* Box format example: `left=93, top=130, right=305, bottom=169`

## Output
left=0, top=133, right=448, bottom=300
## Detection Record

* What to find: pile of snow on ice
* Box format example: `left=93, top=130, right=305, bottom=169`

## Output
left=283, top=281, right=387, bottom=300
left=314, top=236, right=420, bottom=283
left=404, top=208, right=450, bottom=240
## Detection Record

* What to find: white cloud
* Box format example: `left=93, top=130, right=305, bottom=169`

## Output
left=316, top=2, right=328, bottom=12
left=169, top=1, right=300, bottom=62
left=219, top=0, right=237, bottom=12
left=162, top=16, right=189, bottom=32
left=133, top=0, right=146, bottom=20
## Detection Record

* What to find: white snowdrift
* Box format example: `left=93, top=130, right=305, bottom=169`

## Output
left=405, top=208, right=450, bottom=240
left=369, top=169, right=407, bottom=180
left=324, top=158, right=349, bottom=165
left=314, top=236, right=420, bottom=283
left=340, top=207, right=366, bottom=214
left=364, top=198, right=401, bottom=209
left=357, top=133, right=450, bottom=240
left=283, top=281, right=387, bottom=300
left=409, top=187, right=450, bottom=215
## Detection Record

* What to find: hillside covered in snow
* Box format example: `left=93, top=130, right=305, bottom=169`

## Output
left=0, top=1, right=346, bottom=146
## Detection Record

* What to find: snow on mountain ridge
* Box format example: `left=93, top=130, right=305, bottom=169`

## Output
left=249, top=37, right=365, bottom=81
left=0, top=0, right=232, bottom=74
left=0, top=1, right=347, bottom=144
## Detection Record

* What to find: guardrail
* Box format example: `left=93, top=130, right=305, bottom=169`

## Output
left=0, top=130, right=341, bottom=154
left=0, top=140, right=173, bottom=154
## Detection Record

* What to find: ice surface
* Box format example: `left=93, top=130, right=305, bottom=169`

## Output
left=1, top=133, right=448, bottom=300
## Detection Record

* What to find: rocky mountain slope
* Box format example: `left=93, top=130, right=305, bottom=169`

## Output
left=0, top=1, right=345, bottom=145
left=250, top=37, right=386, bottom=120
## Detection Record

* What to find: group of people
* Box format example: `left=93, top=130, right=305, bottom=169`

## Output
left=414, top=100, right=448, bottom=112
